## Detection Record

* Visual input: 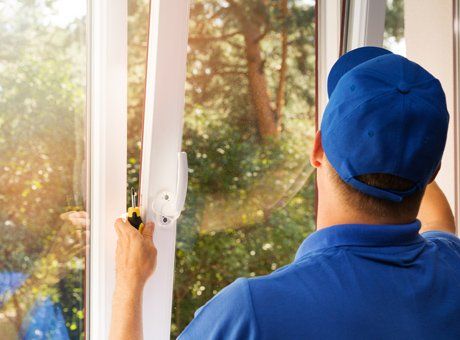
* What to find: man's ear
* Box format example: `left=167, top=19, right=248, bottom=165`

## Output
left=428, top=163, right=441, bottom=183
left=310, top=130, right=324, bottom=168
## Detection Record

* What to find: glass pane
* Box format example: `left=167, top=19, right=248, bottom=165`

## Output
left=384, top=0, right=406, bottom=55
left=174, top=0, right=316, bottom=336
left=127, top=0, right=150, bottom=197
left=0, top=1, right=88, bottom=339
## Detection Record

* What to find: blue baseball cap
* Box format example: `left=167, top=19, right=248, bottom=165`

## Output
left=321, top=47, right=449, bottom=202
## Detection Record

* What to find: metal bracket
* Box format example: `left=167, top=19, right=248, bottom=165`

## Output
left=151, top=152, right=188, bottom=226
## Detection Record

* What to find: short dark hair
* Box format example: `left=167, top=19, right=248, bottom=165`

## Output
left=329, top=162, right=425, bottom=220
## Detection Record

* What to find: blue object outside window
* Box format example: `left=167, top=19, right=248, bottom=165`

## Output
left=0, top=272, right=70, bottom=340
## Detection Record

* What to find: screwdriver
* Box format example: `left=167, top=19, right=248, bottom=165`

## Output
left=128, top=187, right=144, bottom=232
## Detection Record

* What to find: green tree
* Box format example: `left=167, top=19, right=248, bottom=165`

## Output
left=0, top=1, right=87, bottom=338
left=128, top=0, right=317, bottom=337
left=384, top=0, right=405, bottom=43
left=0, top=0, right=407, bottom=338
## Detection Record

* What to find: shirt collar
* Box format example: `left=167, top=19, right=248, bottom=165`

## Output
left=295, top=220, right=423, bottom=261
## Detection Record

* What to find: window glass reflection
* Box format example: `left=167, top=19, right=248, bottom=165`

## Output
left=128, top=0, right=150, bottom=196
left=175, top=0, right=316, bottom=336
left=0, top=1, right=87, bottom=339
left=128, top=0, right=316, bottom=336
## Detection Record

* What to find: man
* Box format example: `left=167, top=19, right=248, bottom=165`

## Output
left=110, top=47, right=459, bottom=339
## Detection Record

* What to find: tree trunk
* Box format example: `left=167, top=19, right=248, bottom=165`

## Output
left=242, top=21, right=278, bottom=139
left=275, top=0, right=289, bottom=130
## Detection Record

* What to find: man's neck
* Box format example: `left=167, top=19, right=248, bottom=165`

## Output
left=316, top=200, right=414, bottom=231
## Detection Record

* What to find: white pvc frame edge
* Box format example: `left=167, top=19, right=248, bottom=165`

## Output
left=317, top=0, right=342, bottom=121
left=346, top=0, right=386, bottom=50
left=89, top=0, right=127, bottom=338
left=140, top=0, right=191, bottom=339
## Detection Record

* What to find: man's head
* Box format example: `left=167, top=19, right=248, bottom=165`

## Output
left=313, top=47, right=449, bottom=225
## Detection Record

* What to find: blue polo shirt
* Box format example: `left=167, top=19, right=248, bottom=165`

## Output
left=0, top=272, right=69, bottom=339
left=179, top=220, right=460, bottom=339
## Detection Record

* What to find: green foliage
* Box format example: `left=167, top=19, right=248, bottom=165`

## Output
left=127, top=0, right=150, bottom=193
left=173, top=179, right=316, bottom=336
left=128, top=0, right=317, bottom=337
left=0, top=1, right=86, bottom=338
left=385, top=0, right=405, bottom=42
left=1, top=0, right=406, bottom=338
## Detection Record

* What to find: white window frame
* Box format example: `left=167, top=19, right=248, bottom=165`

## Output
left=317, top=0, right=343, bottom=120
left=133, top=1, right=334, bottom=337
left=88, top=0, right=190, bottom=338
left=86, top=0, right=460, bottom=338
left=89, top=0, right=127, bottom=338
left=139, top=0, right=191, bottom=339
left=344, top=0, right=386, bottom=51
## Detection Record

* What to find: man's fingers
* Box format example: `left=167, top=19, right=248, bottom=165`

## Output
left=73, top=211, right=88, bottom=218
left=114, top=218, right=125, bottom=237
left=141, top=221, right=155, bottom=242
left=116, top=217, right=140, bottom=237
left=60, top=211, right=74, bottom=221
left=69, top=216, right=89, bottom=228
left=115, top=217, right=135, bottom=236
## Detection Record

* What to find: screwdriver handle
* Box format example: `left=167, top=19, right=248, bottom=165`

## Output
left=128, top=187, right=144, bottom=232
left=128, top=206, right=144, bottom=232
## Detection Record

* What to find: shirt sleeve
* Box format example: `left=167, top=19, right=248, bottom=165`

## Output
left=422, top=230, right=460, bottom=247
left=21, top=297, right=70, bottom=340
left=178, top=278, right=259, bottom=340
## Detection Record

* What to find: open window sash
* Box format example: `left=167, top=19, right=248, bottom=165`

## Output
left=139, top=0, right=191, bottom=339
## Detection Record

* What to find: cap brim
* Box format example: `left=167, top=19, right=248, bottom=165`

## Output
left=328, top=46, right=393, bottom=97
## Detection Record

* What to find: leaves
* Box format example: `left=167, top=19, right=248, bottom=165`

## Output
left=0, top=1, right=87, bottom=338
left=128, top=0, right=317, bottom=337
left=0, top=0, right=405, bottom=338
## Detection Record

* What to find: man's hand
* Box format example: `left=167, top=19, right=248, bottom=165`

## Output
left=418, top=182, right=456, bottom=234
left=114, top=218, right=157, bottom=290
left=110, top=218, right=157, bottom=340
